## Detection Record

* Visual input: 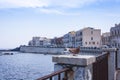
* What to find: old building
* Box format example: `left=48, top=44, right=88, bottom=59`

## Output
left=28, top=37, right=51, bottom=47
left=110, top=23, right=120, bottom=48
left=63, top=31, right=76, bottom=47
left=75, top=27, right=101, bottom=47
left=28, top=37, right=40, bottom=46
left=101, top=32, right=110, bottom=46
left=51, top=37, right=63, bottom=47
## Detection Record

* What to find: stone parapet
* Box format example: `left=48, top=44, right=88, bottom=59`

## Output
left=102, top=48, right=118, bottom=52
left=53, top=54, right=96, bottom=66
left=53, top=54, right=97, bottom=80
left=52, top=48, right=118, bottom=80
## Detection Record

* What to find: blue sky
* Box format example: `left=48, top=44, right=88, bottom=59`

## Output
left=0, top=0, right=120, bottom=49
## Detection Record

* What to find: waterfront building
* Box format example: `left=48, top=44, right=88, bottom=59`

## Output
left=28, top=37, right=51, bottom=47
left=28, top=37, right=40, bottom=46
left=75, top=27, right=101, bottom=47
left=51, top=37, right=56, bottom=47
left=28, top=27, right=101, bottom=48
left=101, top=32, right=110, bottom=47
left=51, top=37, right=63, bottom=47
left=110, top=23, right=120, bottom=48
left=56, top=37, right=64, bottom=47
left=63, top=31, right=76, bottom=47
left=40, top=37, right=51, bottom=47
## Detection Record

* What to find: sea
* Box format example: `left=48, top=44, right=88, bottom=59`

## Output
left=0, top=52, right=54, bottom=80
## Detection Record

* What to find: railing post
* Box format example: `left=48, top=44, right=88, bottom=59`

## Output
left=62, top=71, right=68, bottom=80
left=102, top=48, right=117, bottom=80
left=50, top=77, right=52, bottom=80
left=58, top=73, right=61, bottom=80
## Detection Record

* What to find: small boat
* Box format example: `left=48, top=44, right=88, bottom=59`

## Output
left=3, top=52, right=14, bottom=55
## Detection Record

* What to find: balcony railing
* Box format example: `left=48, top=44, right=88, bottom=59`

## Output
left=37, top=68, right=71, bottom=80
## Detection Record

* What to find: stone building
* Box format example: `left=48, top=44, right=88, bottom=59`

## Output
left=110, top=23, right=120, bottom=48
left=28, top=37, right=40, bottom=46
left=28, top=37, right=51, bottom=47
left=51, top=37, right=63, bottom=47
left=75, top=27, right=101, bottom=47
left=63, top=31, right=76, bottom=47
left=101, top=32, right=110, bottom=46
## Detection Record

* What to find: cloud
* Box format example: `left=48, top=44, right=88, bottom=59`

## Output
left=39, top=8, right=64, bottom=15
left=49, top=0, right=97, bottom=8
left=1, top=0, right=117, bottom=15
left=0, top=0, right=50, bottom=9
left=37, top=8, right=81, bottom=15
left=0, top=0, right=99, bottom=9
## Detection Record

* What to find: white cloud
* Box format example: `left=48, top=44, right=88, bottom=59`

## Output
left=49, top=0, right=97, bottom=8
left=38, top=8, right=81, bottom=15
left=1, top=0, right=115, bottom=15
left=39, top=8, right=64, bottom=15
left=0, top=0, right=99, bottom=9
left=0, top=0, right=50, bottom=8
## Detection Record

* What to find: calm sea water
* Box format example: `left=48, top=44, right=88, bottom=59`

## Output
left=0, top=52, right=54, bottom=80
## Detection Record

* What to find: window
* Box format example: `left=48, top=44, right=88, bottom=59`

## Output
left=111, top=31, right=113, bottom=36
left=91, top=31, right=93, bottom=34
left=93, top=42, right=95, bottom=45
left=97, top=42, right=99, bottom=44
left=91, top=37, right=93, bottom=40
left=89, top=42, right=91, bottom=44
left=114, top=30, right=116, bottom=35
left=80, top=38, right=82, bottom=41
left=80, top=32, right=82, bottom=35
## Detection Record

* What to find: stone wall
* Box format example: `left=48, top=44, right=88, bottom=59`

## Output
left=20, top=46, right=64, bottom=54
left=20, top=46, right=102, bottom=55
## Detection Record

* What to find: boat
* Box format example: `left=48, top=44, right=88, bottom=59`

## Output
left=2, top=52, right=14, bottom=55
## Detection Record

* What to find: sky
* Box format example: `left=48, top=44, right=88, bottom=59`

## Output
left=0, top=0, right=120, bottom=49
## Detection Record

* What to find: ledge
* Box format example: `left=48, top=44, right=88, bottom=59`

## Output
left=102, top=48, right=118, bottom=52
left=52, top=54, right=96, bottom=66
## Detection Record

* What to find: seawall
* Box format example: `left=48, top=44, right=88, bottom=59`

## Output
left=20, top=46, right=102, bottom=55
left=20, top=46, right=64, bottom=54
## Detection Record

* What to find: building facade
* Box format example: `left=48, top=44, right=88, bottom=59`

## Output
left=51, top=37, right=63, bottom=47
left=75, top=27, right=101, bottom=47
left=28, top=37, right=51, bottom=47
left=101, top=32, right=110, bottom=46
left=63, top=31, right=76, bottom=47
left=28, top=27, right=101, bottom=48
left=110, top=23, right=120, bottom=48
left=28, top=37, right=40, bottom=46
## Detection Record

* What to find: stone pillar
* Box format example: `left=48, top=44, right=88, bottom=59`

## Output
left=102, top=48, right=117, bottom=80
left=53, top=55, right=96, bottom=80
